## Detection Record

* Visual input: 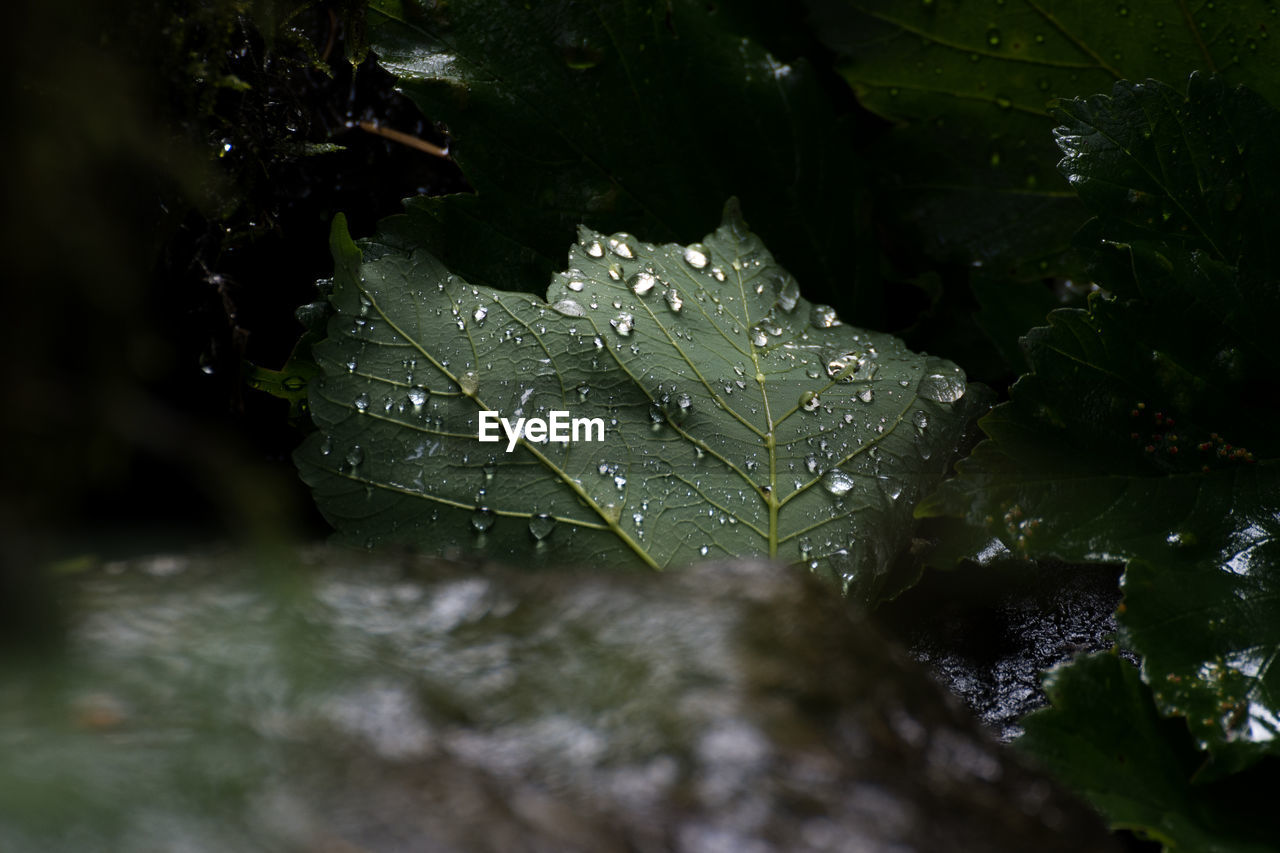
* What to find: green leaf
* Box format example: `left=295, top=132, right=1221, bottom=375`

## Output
left=1019, top=653, right=1280, bottom=852
left=365, top=0, right=879, bottom=322
left=295, top=203, right=984, bottom=600
left=805, top=0, right=1280, bottom=278
left=919, top=76, right=1280, bottom=771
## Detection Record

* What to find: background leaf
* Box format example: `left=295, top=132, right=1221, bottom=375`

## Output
left=919, top=75, right=1280, bottom=772
left=296, top=204, right=983, bottom=599
left=805, top=0, right=1280, bottom=278
left=366, top=0, right=880, bottom=323
left=1019, top=653, right=1280, bottom=852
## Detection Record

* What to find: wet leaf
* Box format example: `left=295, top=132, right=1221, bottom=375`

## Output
left=1019, top=653, right=1280, bottom=852
left=919, top=76, right=1280, bottom=771
left=295, top=202, right=984, bottom=600
left=366, top=0, right=878, bottom=322
left=805, top=0, right=1280, bottom=278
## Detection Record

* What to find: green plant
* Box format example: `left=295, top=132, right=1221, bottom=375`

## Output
left=267, top=0, right=1280, bottom=847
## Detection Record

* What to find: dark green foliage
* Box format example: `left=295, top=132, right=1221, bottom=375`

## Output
left=1020, top=654, right=1280, bottom=852
left=366, top=0, right=879, bottom=322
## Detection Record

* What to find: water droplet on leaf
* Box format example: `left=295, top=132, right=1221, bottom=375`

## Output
left=918, top=370, right=967, bottom=403
left=628, top=270, right=657, bottom=296
left=822, top=469, right=855, bottom=497
left=551, top=298, right=586, bottom=317
left=608, top=233, right=635, bottom=259
left=612, top=313, right=635, bottom=336
left=810, top=304, right=840, bottom=328
left=528, top=513, right=556, bottom=540
left=471, top=507, right=495, bottom=533
left=683, top=243, right=710, bottom=269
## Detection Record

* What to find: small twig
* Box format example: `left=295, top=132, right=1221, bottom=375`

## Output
left=321, top=9, right=338, bottom=64
left=357, top=121, right=450, bottom=159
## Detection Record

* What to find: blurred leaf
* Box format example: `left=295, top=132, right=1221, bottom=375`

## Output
left=805, top=0, right=1280, bottom=279
left=366, top=0, right=879, bottom=322
left=1019, top=653, right=1280, bottom=852
left=296, top=204, right=983, bottom=598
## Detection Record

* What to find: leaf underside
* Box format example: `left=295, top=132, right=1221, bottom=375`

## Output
left=296, top=202, right=981, bottom=600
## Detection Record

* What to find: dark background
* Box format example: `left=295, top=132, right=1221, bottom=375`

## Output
left=2, top=0, right=471, bottom=566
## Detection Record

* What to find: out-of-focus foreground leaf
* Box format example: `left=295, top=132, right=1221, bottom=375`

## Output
left=295, top=203, right=984, bottom=600
left=919, top=75, right=1280, bottom=774
left=366, top=0, right=879, bottom=322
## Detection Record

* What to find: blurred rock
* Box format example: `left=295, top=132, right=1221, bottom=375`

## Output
left=0, top=548, right=1119, bottom=852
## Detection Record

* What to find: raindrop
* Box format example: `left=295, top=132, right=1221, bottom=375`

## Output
left=612, top=312, right=635, bottom=336
left=408, top=387, right=428, bottom=408
left=805, top=455, right=821, bottom=474
left=628, top=270, right=658, bottom=296
left=458, top=371, right=479, bottom=396
left=608, top=233, right=636, bottom=259
left=584, top=239, right=604, bottom=258
left=773, top=272, right=801, bottom=313
left=649, top=403, right=667, bottom=425
left=483, top=462, right=496, bottom=482
left=810, top=304, right=840, bottom=328
left=711, top=267, right=727, bottom=282
left=665, top=288, right=684, bottom=313
left=576, top=383, right=591, bottom=401
left=913, top=411, right=930, bottom=431
left=567, top=279, right=585, bottom=292
left=346, top=445, right=365, bottom=469
left=346, top=356, right=358, bottom=373
left=528, top=514, right=556, bottom=541
left=471, top=507, right=495, bottom=533
left=319, top=435, right=333, bottom=455
left=821, top=469, right=855, bottom=497
left=918, top=370, right=967, bottom=403
left=826, top=353, right=865, bottom=382
left=473, top=305, right=489, bottom=324
left=857, top=388, right=874, bottom=404
left=751, top=326, right=770, bottom=347
left=800, top=390, right=821, bottom=412
left=683, top=243, right=710, bottom=269
left=552, top=298, right=586, bottom=317
left=882, top=479, right=904, bottom=502
left=354, top=392, right=371, bottom=412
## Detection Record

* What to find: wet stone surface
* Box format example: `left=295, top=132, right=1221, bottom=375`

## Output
left=875, top=559, right=1125, bottom=741
left=0, top=548, right=1119, bottom=852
